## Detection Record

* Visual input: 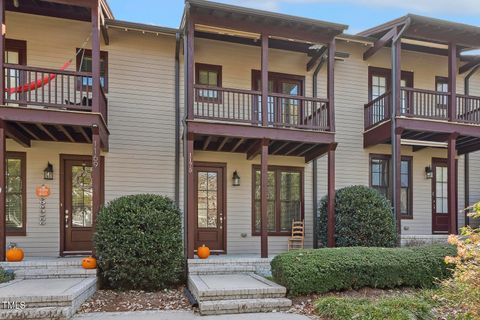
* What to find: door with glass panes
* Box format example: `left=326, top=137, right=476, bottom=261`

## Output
left=431, top=158, right=457, bottom=233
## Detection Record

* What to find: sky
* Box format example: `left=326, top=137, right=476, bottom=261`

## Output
left=108, top=0, right=480, bottom=35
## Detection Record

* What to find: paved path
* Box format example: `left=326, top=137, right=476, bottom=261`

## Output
left=74, top=310, right=310, bottom=320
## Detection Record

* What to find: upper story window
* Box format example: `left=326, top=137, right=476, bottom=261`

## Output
left=195, top=63, right=222, bottom=102
left=370, top=154, right=413, bottom=219
left=435, top=76, right=449, bottom=108
left=6, top=152, right=26, bottom=236
left=76, top=49, right=109, bottom=93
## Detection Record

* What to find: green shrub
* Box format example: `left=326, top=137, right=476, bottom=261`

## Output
left=94, top=194, right=185, bottom=290
left=271, top=245, right=456, bottom=295
left=315, top=292, right=436, bottom=320
left=318, top=185, right=397, bottom=247
left=0, top=267, right=13, bottom=283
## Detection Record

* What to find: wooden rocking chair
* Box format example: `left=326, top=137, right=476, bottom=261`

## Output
left=288, top=219, right=304, bottom=251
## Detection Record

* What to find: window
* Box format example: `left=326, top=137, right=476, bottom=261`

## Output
left=76, top=49, right=108, bottom=92
left=6, top=152, right=26, bottom=236
left=435, top=76, right=449, bottom=108
left=252, top=166, right=303, bottom=235
left=369, top=154, right=413, bottom=218
left=195, top=63, right=222, bottom=102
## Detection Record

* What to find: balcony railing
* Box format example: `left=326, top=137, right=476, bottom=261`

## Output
left=193, top=84, right=330, bottom=131
left=3, top=64, right=108, bottom=122
left=364, top=87, right=480, bottom=129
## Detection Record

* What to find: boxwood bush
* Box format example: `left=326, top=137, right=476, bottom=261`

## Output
left=271, top=245, right=456, bottom=295
left=318, top=185, right=397, bottom=247
left=94, top=194, right=185, bottom=290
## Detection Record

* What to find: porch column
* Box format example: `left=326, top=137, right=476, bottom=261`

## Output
left=261, top=34, right=268, bottom=127
left=393, top=128, right=403, bottom=238
left=0, top=120, right=5, bottom=261
left=327, top=144, right=336, bottom=247
left=186, top=134, right=195, bottom=259
left=448, top=133, right=458, bottom=234
left=91, top=1, right=101, bottom=112
left=327, top=39, right=335, bottom=132
left=91, top=126, right=102, bottom=256
left=448, top=43, right=457, bottom=121
left=186, top=13, right=194, bottom=120
left=260, top=139, right=269, bottom=258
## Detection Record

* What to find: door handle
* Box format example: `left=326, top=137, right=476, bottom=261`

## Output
left=65, top=210, right=69, bottom=228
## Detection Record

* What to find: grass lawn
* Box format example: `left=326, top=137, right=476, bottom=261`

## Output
left=315, top=290, right=436, bottom=320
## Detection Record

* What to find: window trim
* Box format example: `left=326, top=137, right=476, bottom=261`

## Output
left=75, top=48, right=109, bottom=93
left=6, top=151, right=26, bottom=236
left=369, top=153, right=413, bottom=219
left=195, top=63, right=222, bottom=103
left=251, top=165, right=304, bottom=236
left=368, top=66, right=414, bottom=101
left=435, top=76, right=449, bottom=109
left=5, top=39, right=27, bottom=65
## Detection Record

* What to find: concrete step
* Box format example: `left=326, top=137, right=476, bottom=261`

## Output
left=14, top=268, right=96, bottom=280
left=0, top=259, right=83, bottom=272
left=188, top=265, right=256, bottom=275
left=187, top=257, right=273, bottom=276
left=198, top=298, right=292, bottom=315
left=0, top=278, right=96, bottom=319
left=0, top=306, right=72, bottom=320
left=188, top=274, right=286, bottom=301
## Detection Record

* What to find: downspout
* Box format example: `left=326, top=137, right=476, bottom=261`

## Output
left=312, top=55, right=323, bottom=248
left=182, top=22, right=189, bottom=259
left=391, top=19, right=410, bottom=241
left=464, top=64, right=480, bottom=226
left=174, top=32, right=181, bottom=206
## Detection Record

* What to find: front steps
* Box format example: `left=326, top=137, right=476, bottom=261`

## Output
left=188, top=259, right=291, bottom=315
left=0, top=259, right=97, bottom=319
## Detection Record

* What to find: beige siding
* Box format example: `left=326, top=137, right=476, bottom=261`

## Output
left=4, top=13, right=178, bottom=256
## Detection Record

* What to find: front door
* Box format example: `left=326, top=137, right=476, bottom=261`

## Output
left=432, top=159, right=449, bottom=233
left=62, top=158, right=94, bottom=253
left=194, top=163, right=226, bottom=253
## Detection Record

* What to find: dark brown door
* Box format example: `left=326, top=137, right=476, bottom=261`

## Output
left=432, top=159, right=449, bottom=233
left=63, top=159, right=94, bottom=253
left=194, top=164, right=226, bottom=253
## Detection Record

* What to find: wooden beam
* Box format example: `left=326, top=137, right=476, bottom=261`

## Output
left=363, top=27, right=396, bottom=61
left=246, top=140, right=262, bottom=160
left=91, top=126, right=102, bottom=257
left=231, top=138, right=244, bottom=152
left=284, top=143, right=305, bottom=156
left=327, top=39, right=335, bottom=132
left=447, top=133, right=458, bottom=234
left=41, top=0, right=96, bottom=8
left=260, top=138, right=269, bottom=258
left=363, top=121, right=391, bottom=148
left=57, top=125, right=75, bottom=143
left=261, top=34, right=268, bottom=127
left=271, top=141, right=289, bottom=155
left=304, top=144, right=334, bottom=163
left=327, top=144, right=335, bottom=247
left=202, top=136, right=212, bottom=151
left=6, top=123, right=31, bottom=147
left=217, top=137, right=229, bottom=151
left=37, top=124, right=57, bottom=141
left=306, top=46, right=327, bottom=72
left=17, top=123, right=40, bottom=140
left=186, top=13, right=194, bottom=120
left=393, top=128, right=402, bottom=238
left=0, top=0, right=4, bottom=107
left=91, top=2, right=101, bottom=113
left=0, top=119, right=5, bottom=261
left=187, top=136, right=195, bottom=259
left=448, top=43, right=457, bottom=121
left=79, top=127, right=91, bottom=143
left=100, top=12, right=109, bottom=45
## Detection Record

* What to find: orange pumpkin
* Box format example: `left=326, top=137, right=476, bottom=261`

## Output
left=197, top=245, right=210, bottom=259
left=35, top=185, right=51, bottom=198
left=82, top=257, right=97, bottom=269
left=6, top=245, right=24, bottom=262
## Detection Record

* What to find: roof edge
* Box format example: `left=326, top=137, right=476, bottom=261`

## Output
left=105, top=19, right=179, bottom=36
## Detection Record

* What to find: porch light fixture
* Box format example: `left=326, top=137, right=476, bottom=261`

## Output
left=43, top=162, right=54, bottom=180
left=425, top=166, right=433, bottom=179
left=232, top=171, right=240, bottom=187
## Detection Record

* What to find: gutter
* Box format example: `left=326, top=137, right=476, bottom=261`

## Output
left=174, top=32, right=181, bottom=206
left=464, top=64, right=480, bottom=226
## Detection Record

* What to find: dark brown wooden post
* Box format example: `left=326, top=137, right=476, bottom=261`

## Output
left=260, top=138, right=269, bottom=258
left=91, top=0, right=101, bottom=113
left=327, top=39, right=335, bottom=132
left=0, top=120, right=5, bottom=261
left=394, top=128, right=403, bottom=237
left=187, top=134, right=195, bottom=259
left=261, top=34, right=269, bottom=127
left=448, top=43, right=457, bottom=121
left=447, top=133, right=458, bottom=234
left=0, top=0, right=5, bottom=262
left=91, top=126, right=101, bottom=256
left=186, top=14, right=194, bottom=120
left=327, top=144, right=335, bottom=247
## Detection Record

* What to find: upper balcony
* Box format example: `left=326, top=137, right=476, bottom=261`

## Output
left=183, top=0, right=346, bottom=159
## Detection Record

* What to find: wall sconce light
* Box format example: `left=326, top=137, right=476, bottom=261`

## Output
left=232, top=170, right=240, bottom=186
left=43, top=162, right=54, bottom=180
left=425, top=166, right=433, bottom=179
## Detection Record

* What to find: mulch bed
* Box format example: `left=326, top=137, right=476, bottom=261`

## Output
left=78, top=286, right=192, bottom=313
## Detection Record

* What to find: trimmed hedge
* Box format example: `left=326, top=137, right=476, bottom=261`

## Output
left=94, top=194, right=185, bottom=290
left=271, top=245, right=456, bottom=295
left=318, top=185, right=397, bottom=247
